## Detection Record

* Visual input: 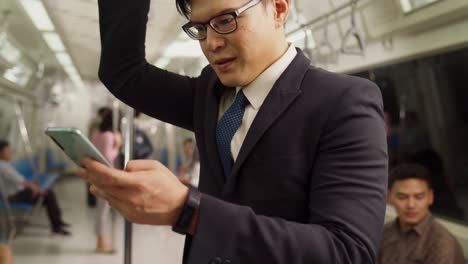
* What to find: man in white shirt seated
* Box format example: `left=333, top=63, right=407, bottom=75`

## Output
left=0, top=140, right=71, bottom=235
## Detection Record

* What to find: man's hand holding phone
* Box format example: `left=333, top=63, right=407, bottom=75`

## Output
left=77, top=158, right=189, bottom=227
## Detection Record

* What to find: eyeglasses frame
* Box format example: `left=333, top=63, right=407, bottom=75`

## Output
left=182, top=0, right=262, bottom=40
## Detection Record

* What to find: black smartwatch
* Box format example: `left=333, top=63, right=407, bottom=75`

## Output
left=172, top=186, right=201, bottom=235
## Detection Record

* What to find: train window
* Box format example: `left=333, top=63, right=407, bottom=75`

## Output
left=399, top=0, right=443, bottom=14
left=355, top=46, right=468, bottom=224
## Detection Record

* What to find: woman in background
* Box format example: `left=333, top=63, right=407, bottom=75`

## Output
left=91, top=110, right=121, bottom=253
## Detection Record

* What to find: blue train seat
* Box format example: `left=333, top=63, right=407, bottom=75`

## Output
left=45, top=149, right=66, bottom=171
left=13, top=157, right=59, bottom=190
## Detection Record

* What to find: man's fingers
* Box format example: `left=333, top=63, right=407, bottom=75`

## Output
left=83, top=158, right=134, bottom=187
left=90, top=185, right=133, bottom=218
left=125, top=159, right=162, bottom=172
left=76, top=167, right=88, bottom=180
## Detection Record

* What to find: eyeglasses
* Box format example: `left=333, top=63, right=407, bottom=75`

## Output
left=182, top=0, right=262, bottom=40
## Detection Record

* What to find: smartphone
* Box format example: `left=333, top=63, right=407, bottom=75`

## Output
left=45, top=127, right=112, bottom=167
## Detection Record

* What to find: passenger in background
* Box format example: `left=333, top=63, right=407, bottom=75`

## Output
left=379, top=163, right=466, bottom=264
left=178, top=138, right=200, bottom=188
left=408, top=149, right=465, bottom=220
left=133, top=111, right=154, bottom=160
left=0, top=140, right=70, bottom=236
left=90, top=111, right=121, bottom=253
left=86, top=106, right=112, bottom=208
left=88, top=107, right=112, bottom=138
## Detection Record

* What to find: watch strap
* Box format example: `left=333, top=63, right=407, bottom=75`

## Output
left=172, top=186, right=201, bottom=234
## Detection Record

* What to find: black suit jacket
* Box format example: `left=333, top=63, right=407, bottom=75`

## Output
left=98, top=0, right=388, bottom=263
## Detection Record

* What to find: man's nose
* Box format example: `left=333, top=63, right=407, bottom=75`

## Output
left=205, top=27, right=226, bottom=52
left=407, top=197, right=416, bottom=208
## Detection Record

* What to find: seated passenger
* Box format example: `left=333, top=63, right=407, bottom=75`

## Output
left=0, top=140, right=71, bottom=236
left=379, top=163, right=466, bottom=264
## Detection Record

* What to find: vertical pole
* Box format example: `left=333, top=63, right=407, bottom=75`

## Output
left=14, top=101, right=37, bottom=177
left=110, top=100, right=120, bottom=254
left=122, top=106, right=134, bottom=264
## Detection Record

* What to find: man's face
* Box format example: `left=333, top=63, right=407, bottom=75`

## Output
left=190, top=0, right=289, bottom=87
left=0, top=146, right=13, bottom=161
left=388, top=179, right=433, bottom=229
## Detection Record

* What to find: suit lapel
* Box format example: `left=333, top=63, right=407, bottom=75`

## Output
left=222, top=50, right=311, bottom=196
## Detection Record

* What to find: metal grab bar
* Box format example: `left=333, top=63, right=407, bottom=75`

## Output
left=316, top=15, right=339, bottom=64
left=121, top=106, right=135, bottom=264
left=287, top=0, right=363, bottom=38
left=340, top=0, right=365, bottom=56
left=289, top=0, right=315, bottom=61
left=14, top=102, right=38, bottom=181
left=303, top=27, right=315, bottom=61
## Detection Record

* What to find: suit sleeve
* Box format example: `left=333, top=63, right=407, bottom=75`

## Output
left=97, top=0, right=197, bottom=131
left=188, top=81, right=388, bottom=264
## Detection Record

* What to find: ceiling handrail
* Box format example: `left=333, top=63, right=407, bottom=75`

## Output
left=316, top=15, right=338, bottom=64
left=340, top=0, right=365, bottom=56
left=287, top=0, right=361, bottom=38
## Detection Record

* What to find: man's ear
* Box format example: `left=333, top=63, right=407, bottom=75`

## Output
left=428, top=189, right=434, bottom=206
left=273, top=0, right=289, bottom=27
left=387, top=188, right=393, bottom=204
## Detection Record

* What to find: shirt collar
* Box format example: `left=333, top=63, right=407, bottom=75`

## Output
left=390, top=213, right=433, bottom=238
left=236, top=43, right=297, bottom=110
left=412, top=213, right=433, bottom=236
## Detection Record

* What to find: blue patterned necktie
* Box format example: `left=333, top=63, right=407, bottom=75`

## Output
left=216, top=91, right=248, bottom=178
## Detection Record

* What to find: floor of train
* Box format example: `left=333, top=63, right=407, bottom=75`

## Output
left=11, top=175, right=185, bottom=264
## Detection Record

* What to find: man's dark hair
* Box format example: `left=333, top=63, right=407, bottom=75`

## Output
left=176, top=0, right=191, bottom=19
left=0, top=140, right=9, bottom=152
left=98, top=107, right=112, bottom=116
left=389, top=163, right=432, bottom=189
left=175, top=0, right=267, bottom=20
left=99, top=111, right=114, bottom=132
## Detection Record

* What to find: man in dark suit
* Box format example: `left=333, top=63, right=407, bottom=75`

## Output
left=79, top=0, right=388, bottom=263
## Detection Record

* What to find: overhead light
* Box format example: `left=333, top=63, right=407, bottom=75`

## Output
left=69, top=72, right=80, bottom=80
left=64, top=66, right=78, bottom=78
left=399, top=0, right=440, bottom=13
left=43, top=32, right=65, bottom=52
left=399, top=0, right=412, bottom=13
left=73, top=78, right=85, bottom=89
left=55, top=52, right=72, bottom=66
left=19, top=0, right=55, bottom=31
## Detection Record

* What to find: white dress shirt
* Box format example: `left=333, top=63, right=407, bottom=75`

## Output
left=0, top=160, right=25, bottom=197
left=218, top=44, right=298, bottom=161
